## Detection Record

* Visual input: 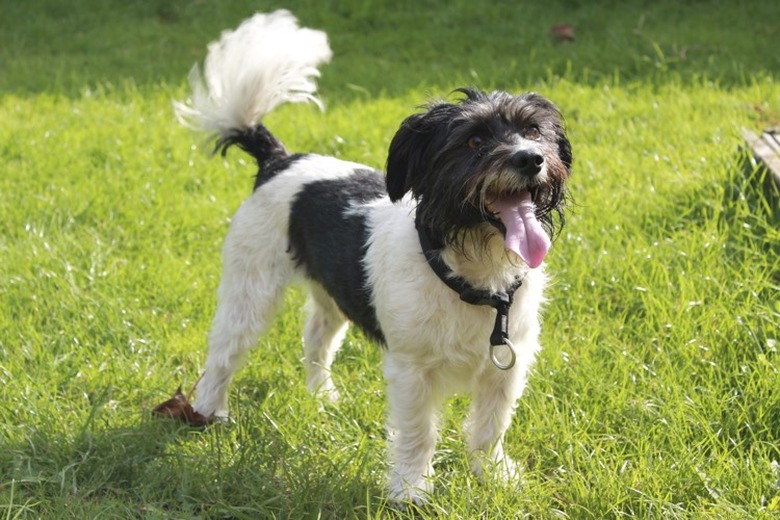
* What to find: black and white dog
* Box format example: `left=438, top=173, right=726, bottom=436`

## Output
left=174, top=11, right=572, bottom=503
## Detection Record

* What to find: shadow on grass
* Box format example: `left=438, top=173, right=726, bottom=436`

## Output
left=1, top=0, right=778, bottom=99
left=0, top=412, right=388, bottom=518
left=612, top=145, right=780, bottom=447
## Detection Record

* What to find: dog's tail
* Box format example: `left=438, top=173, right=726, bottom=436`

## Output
left=173, top=10, right=332, bottom=161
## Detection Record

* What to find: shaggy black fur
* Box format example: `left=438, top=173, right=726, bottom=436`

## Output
left=386, top=88, right=572, bottom=251
left=213, top=124, right=305, bottom=190
left=288, top=170, right=388, bottom=343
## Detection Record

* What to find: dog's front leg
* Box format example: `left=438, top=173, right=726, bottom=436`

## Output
left=383, top=354, right=442, bottom=504
left=464, top=363, right=529, bottom=483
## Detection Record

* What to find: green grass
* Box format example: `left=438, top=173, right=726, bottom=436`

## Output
left=1, top=0, right=779, bottom=517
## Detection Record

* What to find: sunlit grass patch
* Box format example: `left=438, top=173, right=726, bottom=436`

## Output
left=1, top=0, right=779, bottom=517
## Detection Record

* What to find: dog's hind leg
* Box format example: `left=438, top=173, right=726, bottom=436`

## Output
left=302, top=282, right=348, bottom=402
left=193, top=201, right=294, bottom=419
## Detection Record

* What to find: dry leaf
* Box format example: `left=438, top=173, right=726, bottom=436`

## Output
left=152, top=382, right=214, bottom=427
left=551, top=24, right=575, bottom=42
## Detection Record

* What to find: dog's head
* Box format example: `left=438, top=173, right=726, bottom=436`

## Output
left=386, top=88, right=572, bottom=268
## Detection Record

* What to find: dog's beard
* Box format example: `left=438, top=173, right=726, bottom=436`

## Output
left=416, top=158, right=568, bottom=266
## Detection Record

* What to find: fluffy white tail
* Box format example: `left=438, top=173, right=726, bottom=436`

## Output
left=174, top=10, right=332, bottom=139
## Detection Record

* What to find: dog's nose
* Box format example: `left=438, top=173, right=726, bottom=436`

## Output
left=510, top=150, right=544, bottom=177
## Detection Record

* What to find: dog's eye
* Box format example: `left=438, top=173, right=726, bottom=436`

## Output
left=467, top=135, right=484, bottom=149
left=524, top=126, right=541, bottom=140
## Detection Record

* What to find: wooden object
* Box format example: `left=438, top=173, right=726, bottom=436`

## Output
left=742, top=128, right=780, bottom=192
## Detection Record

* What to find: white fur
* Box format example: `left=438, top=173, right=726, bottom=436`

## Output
left=178, top=11, right=549, bottom=504
left=174, top=10, right=332, bottom=136
left=365, top=199, right=544, bottom=500
left=193, top=159, right=546, bottom=502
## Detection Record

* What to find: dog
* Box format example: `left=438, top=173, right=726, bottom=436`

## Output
left=174, top=10, right=572, bottom=503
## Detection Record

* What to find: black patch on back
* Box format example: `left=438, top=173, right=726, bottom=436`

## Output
left=288, top=170, right=387, bottom=344
left=254, top=153, right=306, bottom=190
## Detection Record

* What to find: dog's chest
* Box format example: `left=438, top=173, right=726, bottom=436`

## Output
left=363, top=203, right=541, bottom=366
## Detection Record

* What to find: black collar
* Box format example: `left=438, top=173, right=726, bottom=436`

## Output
left=416, top=219, right=524, bottom=369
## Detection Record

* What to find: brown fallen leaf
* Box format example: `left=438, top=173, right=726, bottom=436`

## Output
left=152, top=380, right=214, bottom=427
left=551, top=24, right=575, bottom=42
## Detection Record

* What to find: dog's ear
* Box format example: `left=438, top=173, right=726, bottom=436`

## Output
left=386, top=104, right=454, bottom=202
left=557, top=132, right=573, bottom=172
left=386, top=112, right=432, bottom=201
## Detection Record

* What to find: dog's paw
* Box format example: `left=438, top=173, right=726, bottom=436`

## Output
left=388, top=472, right=434, bottom=506
left=493, top=456, right=522, bottom=485
left=388, top=486, right=431, bottom=508
left=306, top=375, right=340, bottom=403
left=190, top=401, right=229, bottom=422
left=310, top=382, right=340, bottom=404
left=470, top=453, right=522, bottom=485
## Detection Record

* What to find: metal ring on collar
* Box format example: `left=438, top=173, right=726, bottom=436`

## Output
left=490, top=338, right=516, bottom=370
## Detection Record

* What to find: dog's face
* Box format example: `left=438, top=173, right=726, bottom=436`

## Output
left=386, top=88, right=572, bottom=266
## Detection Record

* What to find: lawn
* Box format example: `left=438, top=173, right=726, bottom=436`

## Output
left=1, top=0, right=779, bottom=518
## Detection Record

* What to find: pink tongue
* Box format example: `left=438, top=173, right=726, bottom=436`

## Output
left=492, top=192, right=551, bottom=268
